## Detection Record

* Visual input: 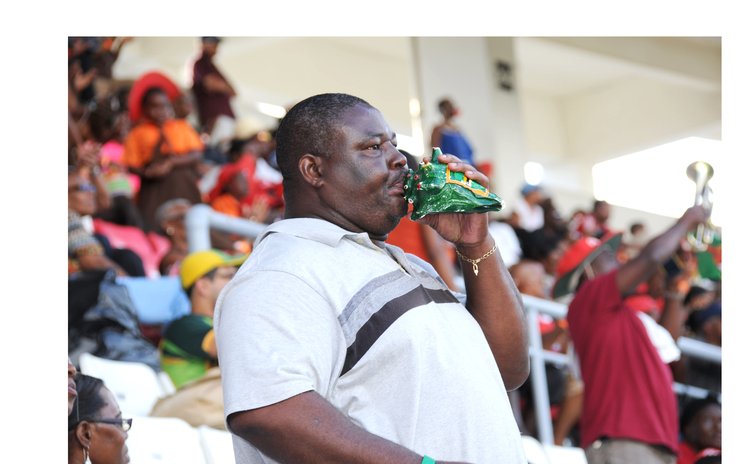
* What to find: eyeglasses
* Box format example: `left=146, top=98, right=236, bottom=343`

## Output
left=69, top=183, right=97, bottom=193
left=89, top=417, right=133, bottom=432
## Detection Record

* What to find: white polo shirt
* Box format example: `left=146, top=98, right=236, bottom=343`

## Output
left=215, top=218, right=525, bottom=463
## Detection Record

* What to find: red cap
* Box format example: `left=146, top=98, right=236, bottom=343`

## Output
left=555, top=236, right=603, bottom=279
left=552, top=233, right=623, bottom=299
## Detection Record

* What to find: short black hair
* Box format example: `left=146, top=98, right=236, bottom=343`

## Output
left=68, top=373, right=107, bottom=430
left=275, top=93, right=372, bottom=183
left=518, top=228, right=564, bottom=262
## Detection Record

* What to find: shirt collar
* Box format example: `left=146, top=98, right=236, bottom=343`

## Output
left=256, top=218, right=383, bottom=251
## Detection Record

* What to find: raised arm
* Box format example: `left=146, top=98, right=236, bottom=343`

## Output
left=615, top=205, right=709, bottom=297
left=228, top=391, right=469, bottom=464
left=417, top=153, right=529, bottom=390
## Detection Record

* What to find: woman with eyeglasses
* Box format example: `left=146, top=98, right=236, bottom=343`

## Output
left=68, top=373, right=131, bottom=464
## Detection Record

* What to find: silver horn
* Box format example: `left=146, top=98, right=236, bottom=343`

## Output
left=685, top=161, right=715, bottom=251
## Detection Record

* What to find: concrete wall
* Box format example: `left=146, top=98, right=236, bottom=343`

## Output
left=412, top=37, right=529, bottom=212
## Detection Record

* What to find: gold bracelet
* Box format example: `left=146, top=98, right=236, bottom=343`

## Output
left=455, top=243, right=498, bottom=276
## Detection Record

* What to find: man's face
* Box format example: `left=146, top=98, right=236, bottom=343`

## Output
left=687, top=403, right=722, bottom=449
left=205, top=265, right=237, bottom=304
left=319, top=104, right=408, bottom=240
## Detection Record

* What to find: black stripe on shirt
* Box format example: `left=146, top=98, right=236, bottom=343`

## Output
left=340, top=286, right=459, bottom=376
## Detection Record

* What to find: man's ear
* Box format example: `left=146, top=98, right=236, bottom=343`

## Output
left=298, top=154, right=325, bottom=188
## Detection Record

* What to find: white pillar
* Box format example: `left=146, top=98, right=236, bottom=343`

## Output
left=411, top=37, right=528, bottom=211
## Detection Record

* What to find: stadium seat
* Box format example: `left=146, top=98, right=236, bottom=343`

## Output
left=127, top=416, right=206, bottom=464
left=78, top=353, right=174, bottom=417
left=198, top=426, right=235, bottom=464
left=521, top=435, right=551, bottom=464
left=93, top=218, right=171, bottom=278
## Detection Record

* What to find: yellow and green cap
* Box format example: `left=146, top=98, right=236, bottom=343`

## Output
left=179, top=249, right=247, bottom=290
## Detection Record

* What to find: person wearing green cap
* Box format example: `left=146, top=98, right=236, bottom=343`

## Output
left=215, top=93, right=529, bottom=463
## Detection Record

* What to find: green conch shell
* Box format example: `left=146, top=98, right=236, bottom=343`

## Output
left=403, top=147, right=504, bottom=220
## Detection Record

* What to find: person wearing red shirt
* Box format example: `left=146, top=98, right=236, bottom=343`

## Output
left=553, top=205, right=709, bottom=464
left=191, top=37, right=236, bottom=142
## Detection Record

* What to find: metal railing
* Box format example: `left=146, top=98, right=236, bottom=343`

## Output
left=185, top=206, right=722, bottom=447
left=522, top=293, right=722, bottom=446
left=185, top=204, right=267, bottom=252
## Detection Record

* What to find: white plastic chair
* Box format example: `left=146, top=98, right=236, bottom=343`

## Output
left=521, top=435, right=551, bottom=464
left=198, top=425, right=235, bottom=464
left=543, top=443, right=588, bottom=464
left=127, top=416, right=206, bottom=464
left=78, top=352, right=174, bottom=417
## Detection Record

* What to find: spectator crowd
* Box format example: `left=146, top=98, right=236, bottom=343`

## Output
left=67, top=37, right=722, bottom=464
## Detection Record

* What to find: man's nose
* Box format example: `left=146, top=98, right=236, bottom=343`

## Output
left=388, top=145, right=407, bottom=169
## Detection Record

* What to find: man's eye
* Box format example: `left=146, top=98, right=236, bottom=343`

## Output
left=368, top=144, right=380, bottom=150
